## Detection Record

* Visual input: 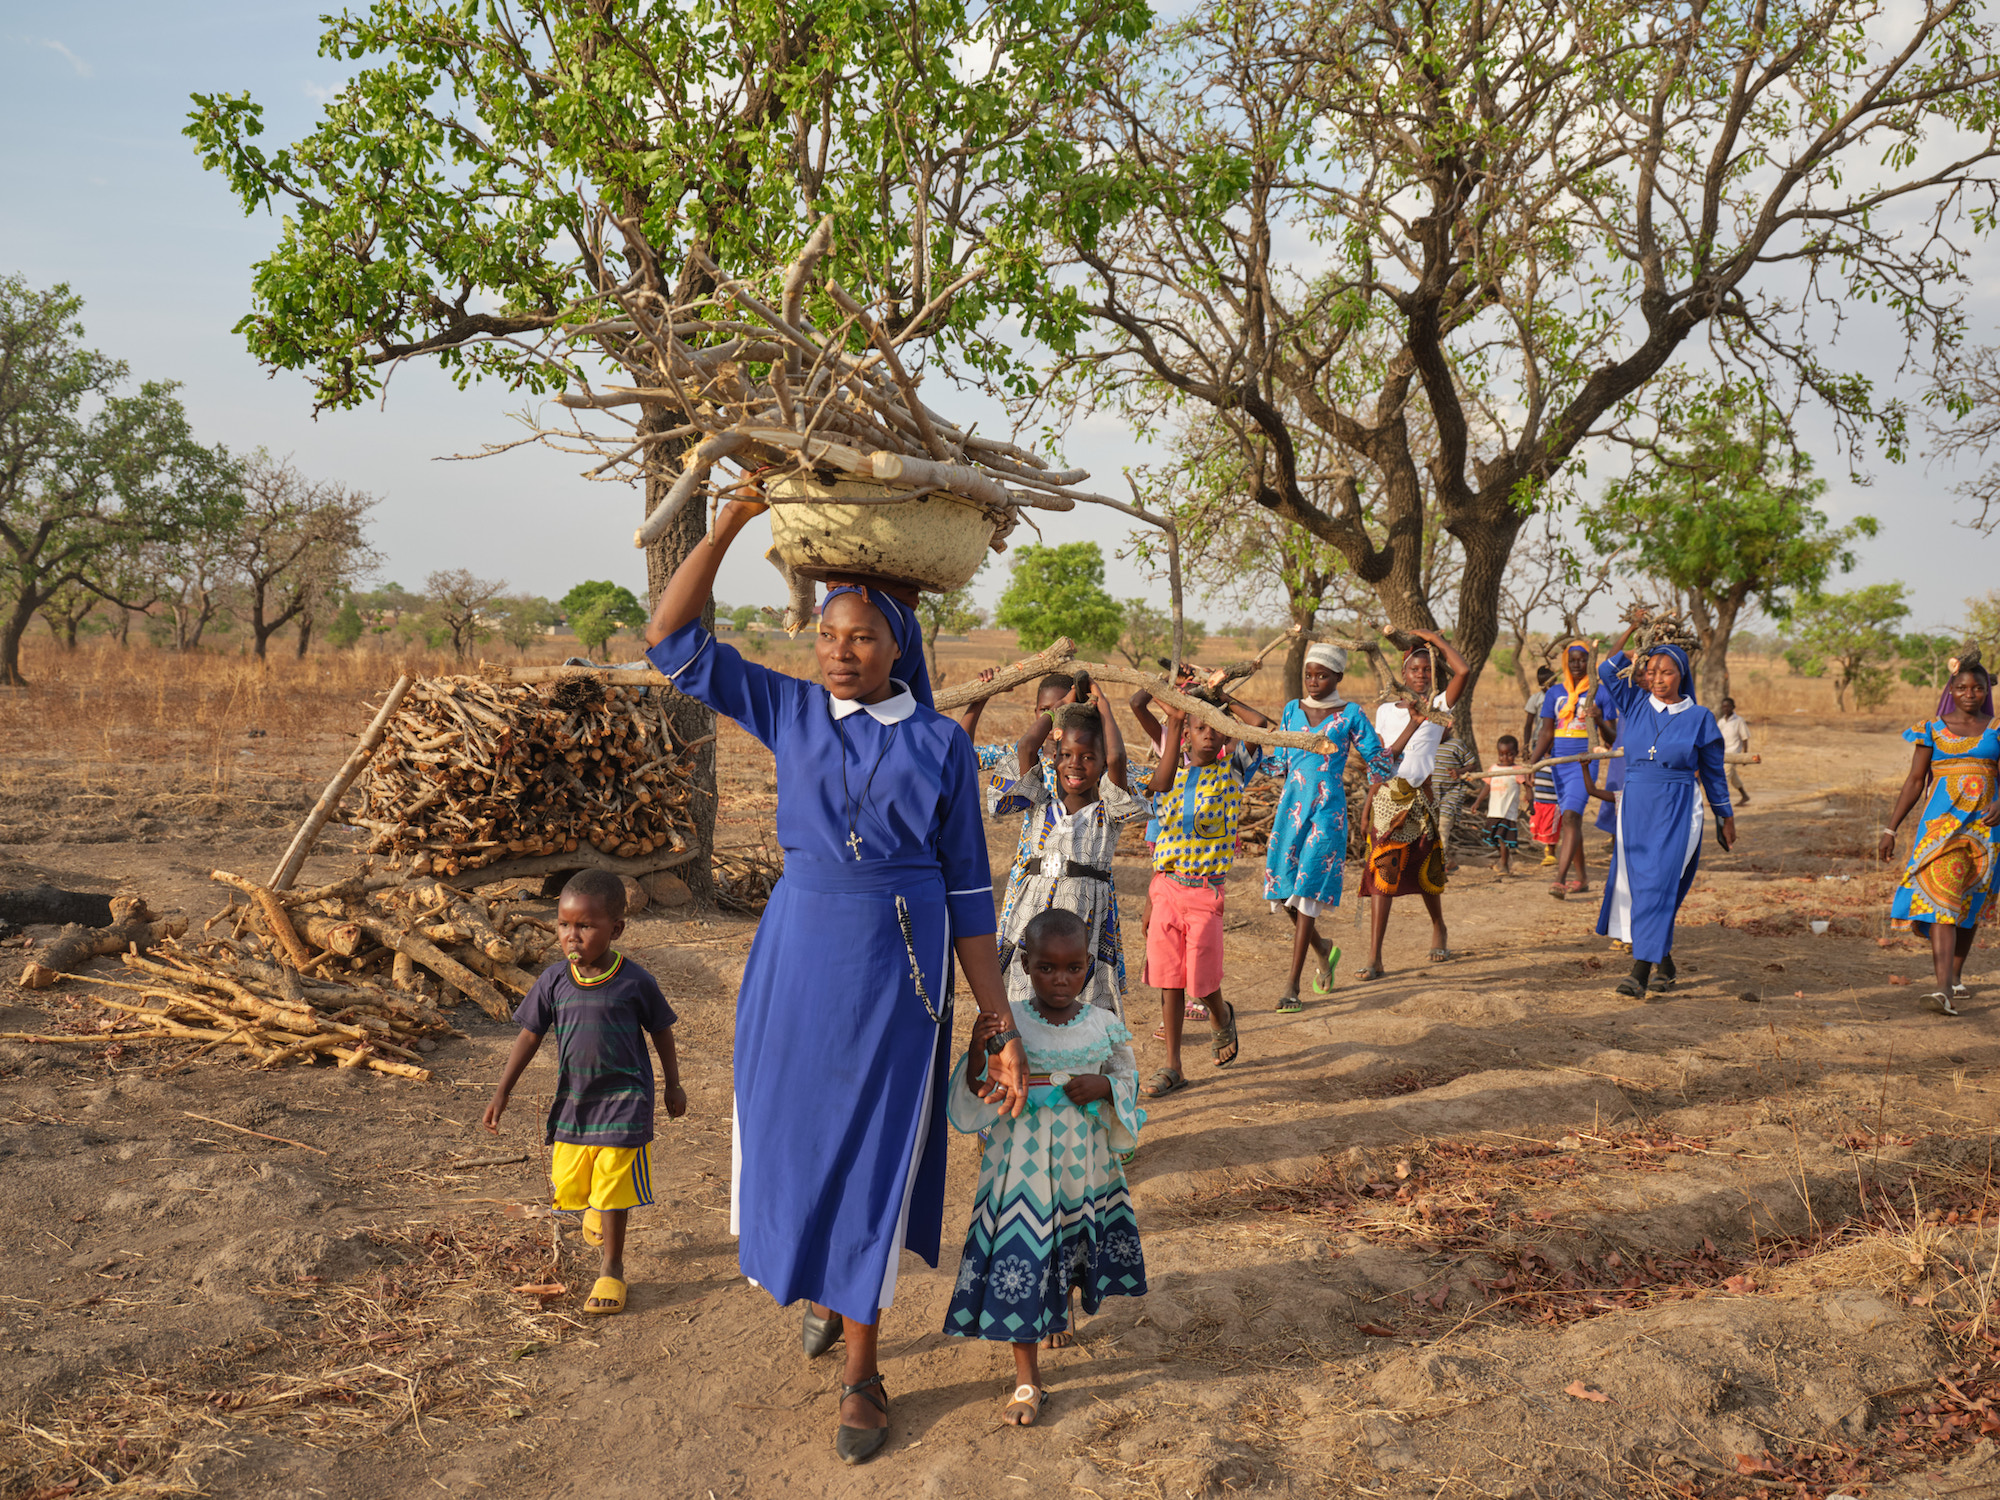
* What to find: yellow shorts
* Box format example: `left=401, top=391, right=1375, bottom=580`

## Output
left=548, top=1142, right=654, bottom=1213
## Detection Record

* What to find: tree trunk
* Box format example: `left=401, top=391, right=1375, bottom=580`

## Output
left=1691, top=587, right=1745, bottom=704
left=1281, top=597, right=1318, bottom=704
left=639, top=410, right=718, bottom=904
left=1, top=592, right=36, bottom=686
left=295, top=611, right=313, bottom=659
left=1443, top=507, right=1524, bottom=767
left=114, top=608, right=132, bottom=647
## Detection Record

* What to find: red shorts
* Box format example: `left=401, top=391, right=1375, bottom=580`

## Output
left=1145, top=872, right=1225, bottom=996
left=1529, top=801, right=1560, bottom=846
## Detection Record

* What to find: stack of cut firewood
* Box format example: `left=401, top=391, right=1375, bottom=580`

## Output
left=347, top=675, right=702, bottom=878
left=12, top=872, right=564, bottom=1083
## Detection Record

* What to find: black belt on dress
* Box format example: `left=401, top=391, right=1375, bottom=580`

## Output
left=1020, top=855, right=1114, bottom=883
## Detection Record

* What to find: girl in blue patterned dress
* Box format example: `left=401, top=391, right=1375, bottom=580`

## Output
left=946, top=909, right=1146, bottom=1427
left=1261, top=643, right=1393, bottom=1011
left=1879, top=652, right=2000, bottom=1015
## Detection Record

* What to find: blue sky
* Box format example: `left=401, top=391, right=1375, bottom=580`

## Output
left=2, top=5, right=1991, bottom=634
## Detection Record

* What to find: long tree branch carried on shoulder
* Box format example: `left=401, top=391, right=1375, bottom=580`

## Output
left=930, top=638, right=1080, bottom=710
left=1462, top=750, right=1762, bottom=779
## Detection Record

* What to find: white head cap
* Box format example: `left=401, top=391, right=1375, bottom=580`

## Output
left=1304, top=642, right=1347, bottom=675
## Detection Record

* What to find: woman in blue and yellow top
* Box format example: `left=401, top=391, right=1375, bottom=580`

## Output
left=1534, top=639, right=1600, bottom=898
left=1879, top=651, right=2000, bottom=1016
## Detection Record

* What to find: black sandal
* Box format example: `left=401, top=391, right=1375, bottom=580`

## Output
left=1615, top=975, right=1646, bottom=999
left=802, top=1303, right=841, bottom=1358
left=836, top=1372, right=890, bottom=1465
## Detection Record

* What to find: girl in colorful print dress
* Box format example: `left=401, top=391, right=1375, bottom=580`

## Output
left=1881, top=652, right=2000, bottom=1015
left=1261, top=642, right=1393, bottom=1011
left=945, top=909, right=1147, bottom=1427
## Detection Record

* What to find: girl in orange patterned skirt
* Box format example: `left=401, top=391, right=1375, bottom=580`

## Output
left=1881, top=651, right=2000, bottom=1016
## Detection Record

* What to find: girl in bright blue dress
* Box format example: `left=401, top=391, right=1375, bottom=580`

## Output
left=1593, top=627, right=1737, bottom=998
left=641, top=496, right=1029, bottom=1465
left=1261, top=643, right=1393, bottom=1011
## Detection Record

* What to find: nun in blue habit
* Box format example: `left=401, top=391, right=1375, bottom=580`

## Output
left=1592, top=627, right=1738, bottom=999
left=641, top=495, right=1029, bottom=1465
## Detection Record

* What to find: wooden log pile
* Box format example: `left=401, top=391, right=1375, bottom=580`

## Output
left=5, top=872, right=564, bottom=1083
left=346, top=675, right=703, bottom=878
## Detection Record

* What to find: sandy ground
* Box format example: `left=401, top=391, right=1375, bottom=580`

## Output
left=6, top=674, right=2000, bottom=1500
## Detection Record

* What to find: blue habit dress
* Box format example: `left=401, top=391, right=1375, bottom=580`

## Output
left=647, top=623, right=996, bottom=1322
left=1593, top=652, right=1732, bottom=963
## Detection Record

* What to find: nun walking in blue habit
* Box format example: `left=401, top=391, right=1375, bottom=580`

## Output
left=642, top=494, right=1028, bottom=1465
left=1593, top=615, right=1739, bottom=998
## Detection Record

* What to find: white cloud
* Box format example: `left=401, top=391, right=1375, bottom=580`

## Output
left=302, top=80, right=338, bottom=103
left=43, top=39, right=92, bottom=77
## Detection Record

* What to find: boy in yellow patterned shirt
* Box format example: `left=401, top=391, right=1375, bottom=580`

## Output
left=1143, top=689, right=1268, bottom=1097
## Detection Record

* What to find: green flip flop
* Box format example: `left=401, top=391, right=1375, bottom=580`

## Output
left=1312, top=944, right=1341, bottom=995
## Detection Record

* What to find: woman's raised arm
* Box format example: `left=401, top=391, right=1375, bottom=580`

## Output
left=644, top=497, right=768, bottom=647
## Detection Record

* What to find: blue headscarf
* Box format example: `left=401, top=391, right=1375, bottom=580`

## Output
left=1641, top=643, right=1697, bottom=705
left=820, top=583, right=934, bottom=708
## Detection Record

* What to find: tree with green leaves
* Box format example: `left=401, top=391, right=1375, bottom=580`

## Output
left=561, top=581, right=646, bottom=662
left=1965, top=591, right=2000, bottom=648
left=1018, top=0, right=2000, bottom=737
left=915, top=566, right=987, bottom=683
left=326, top=592, right=365, bottom=650
left=994, top=543, right=1124, bottom=654
left=1898, top=632, right=1959, bottom=693
left=0, top=277, right=242, bottom=684
left=1584, top=390, right=1873, bottom=701
left=186, top=0, right=1143, bottom=888
left=1119, top=599, right=1206, bottom=670
left=727, top=605, right=762, bottom=634
left=495, top=594, right=558, bottom=657
left=1784, top=584, right=1911, bottom=711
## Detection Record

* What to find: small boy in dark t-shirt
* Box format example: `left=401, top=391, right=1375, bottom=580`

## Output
left=484, top=869, right=685, bottom=1315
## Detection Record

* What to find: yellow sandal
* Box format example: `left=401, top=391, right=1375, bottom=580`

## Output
left=583, top=1275, right=627, bottom=1315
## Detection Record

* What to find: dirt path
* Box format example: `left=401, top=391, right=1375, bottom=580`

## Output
left=6, top=717, right=2000, bottom=1499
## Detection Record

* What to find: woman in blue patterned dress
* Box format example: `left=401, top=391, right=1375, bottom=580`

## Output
left=1262, top=643, right=1392, bottom=1011
left=1879, top=651, right=2000, bottom=1015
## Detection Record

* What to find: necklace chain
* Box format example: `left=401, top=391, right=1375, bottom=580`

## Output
left=835, top=712, right=897, bottom=860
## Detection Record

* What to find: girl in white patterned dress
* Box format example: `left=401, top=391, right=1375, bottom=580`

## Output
left=987, top=687, right=1148, bottom=1024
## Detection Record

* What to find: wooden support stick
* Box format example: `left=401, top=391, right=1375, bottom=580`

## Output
left=931, top=639, right=1080, bottom=711
left=270, top=675, right=413, bottom=890
left=432, top=846, right=700, bottom=891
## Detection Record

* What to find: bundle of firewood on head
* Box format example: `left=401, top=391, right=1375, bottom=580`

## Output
left=8, top=871, right=564, bottom=1083
left=529, top=217, right=1132, bottom=615
left=345, top=674, right=701, bottom=879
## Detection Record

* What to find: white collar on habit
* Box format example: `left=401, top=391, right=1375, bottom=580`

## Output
left=1649, top=694, right=1696, bottom=715
left=829, top=681, right=916, bottom=725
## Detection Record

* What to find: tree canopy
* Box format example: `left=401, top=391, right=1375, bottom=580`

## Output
left=1012, top=0, right=2000, bottom=747
left=561, top=580, right=646, bottom=661
left=1785, top=584, right=1912, bottom=711
left=1585, top=389, right=1874, bottom=701
left=995, top=542, right=1124, bottom=653
left=0, top=277, right=241, bottom=684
